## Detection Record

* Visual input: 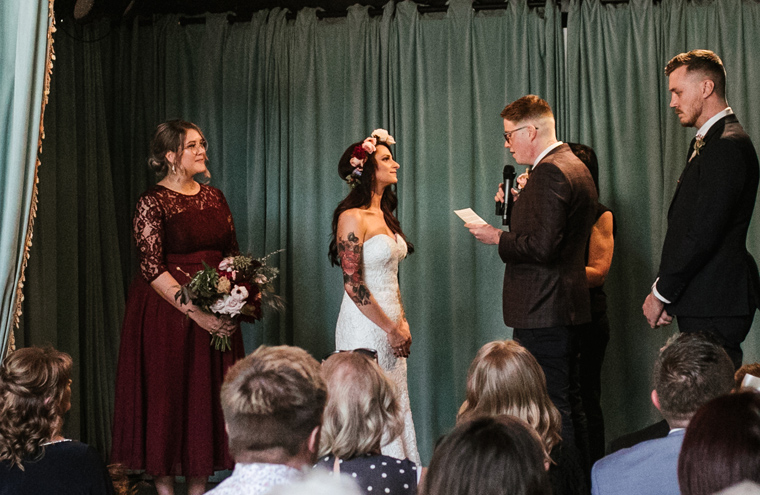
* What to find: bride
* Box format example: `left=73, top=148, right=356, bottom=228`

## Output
left=328, top=129, right=420, bottom=464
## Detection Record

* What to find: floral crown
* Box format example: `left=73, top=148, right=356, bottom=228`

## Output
left=345, top=128, right=396, bottom=188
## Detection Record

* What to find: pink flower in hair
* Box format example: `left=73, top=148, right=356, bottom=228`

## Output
left=362, top=137, right=377, bottom=154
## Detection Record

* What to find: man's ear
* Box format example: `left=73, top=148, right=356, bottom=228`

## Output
left=651, top=389, right=661, bottom=411
left=701, top=78, right=715, bottom=99
left=307, top=425, right=321, bottom=453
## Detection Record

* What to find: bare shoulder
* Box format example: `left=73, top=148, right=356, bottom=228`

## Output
left=337, top=208, right=368, bottom=240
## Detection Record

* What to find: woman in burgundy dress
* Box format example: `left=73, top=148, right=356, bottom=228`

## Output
left=111, top=120, right=243, bottom=495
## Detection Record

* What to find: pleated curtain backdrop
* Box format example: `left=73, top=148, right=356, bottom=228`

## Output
left=566, top=0, right=760, bottom=441
left=16, top=0, right=760, bottom=463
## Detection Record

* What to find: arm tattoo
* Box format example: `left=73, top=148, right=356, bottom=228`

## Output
left=338, top=232, right=371, bottom=305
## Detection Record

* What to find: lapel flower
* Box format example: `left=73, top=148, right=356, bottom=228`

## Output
left=694, top=135, right=705, bottom=156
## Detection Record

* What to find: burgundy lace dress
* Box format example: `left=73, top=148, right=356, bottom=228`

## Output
left=111, top=184, right=244, bottom=477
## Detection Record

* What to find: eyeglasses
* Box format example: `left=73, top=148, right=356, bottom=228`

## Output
left=503, top=125, right=536, bottom=144
left=322, top=348, right=379, bottom=363
left=185, top=139, right=208, bottom=154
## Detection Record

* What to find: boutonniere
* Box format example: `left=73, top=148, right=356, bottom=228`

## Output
left=694, top=135, right=705, bottom=156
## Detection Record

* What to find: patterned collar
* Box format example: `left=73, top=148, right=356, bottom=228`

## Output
left=208, top=462, right=302, bottom=495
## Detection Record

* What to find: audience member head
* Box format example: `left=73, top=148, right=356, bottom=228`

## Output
left=678, top=391, right=760, bottom=495
left=457, top=340, right=561, bottom=454
left=652, top=333, right=734, bottom=428
left=568, top=142, right=600, bottom=195
left=735, top=363, right=760, bottom=391
left=148, top=119, right=209, bottom=181
left=665, top=49, right=727, bottom=100
left=0, top=347, right=73, bottom=469
left=500, top=95, right=557, bottom=166
left=319, top=350, right=404, bottom=460
left=220, top=345, right=327, bottom=468
left=421, top=415, right=551, bottom=495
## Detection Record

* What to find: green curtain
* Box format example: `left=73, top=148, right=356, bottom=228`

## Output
left=566, top=0, right=760, bottom=438
left=19, top=0, right=760, bottom=465
left=391, top=0, right=563, bottom=457
left=19, top=19, right=126, bottom=454
left=0, top=0, right=51, bottom=359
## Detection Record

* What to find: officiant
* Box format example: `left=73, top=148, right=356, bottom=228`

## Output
left=465, top=95, right=597, bottom=444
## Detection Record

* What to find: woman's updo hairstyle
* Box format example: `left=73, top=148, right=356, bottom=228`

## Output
left=0, top=347, right=73, bottom=469
left=147, top=119, right=207, bottom=180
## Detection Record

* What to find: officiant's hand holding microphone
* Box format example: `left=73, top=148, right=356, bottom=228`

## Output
left=467, top=165, right=518, bottom=244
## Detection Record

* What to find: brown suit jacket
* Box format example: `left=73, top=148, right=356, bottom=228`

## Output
left=498, top=143, right=598, bottom=329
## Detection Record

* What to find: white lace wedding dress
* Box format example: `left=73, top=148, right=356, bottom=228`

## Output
left=335, top=233, right=420, bottom=465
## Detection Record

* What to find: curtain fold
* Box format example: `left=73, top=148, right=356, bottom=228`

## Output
left=0, top=0, right=53, bottom=359
left=20, top=19, right=125, bottom=455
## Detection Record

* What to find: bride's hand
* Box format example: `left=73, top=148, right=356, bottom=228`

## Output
left=388, top=319, right=412, bottom=358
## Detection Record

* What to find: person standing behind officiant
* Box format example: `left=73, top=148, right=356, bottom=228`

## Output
left=328, top=129, right=420, bottom=464
left=111, top=120, right=243, bottom=495
left=642, top=50, right=760, bottom=370
left=465, top=95, right=598, bottom=445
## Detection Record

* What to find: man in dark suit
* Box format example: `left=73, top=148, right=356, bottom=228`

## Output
left=466, top=95, right=598, bottom=443
left=643, top=50, right=760, bottom=369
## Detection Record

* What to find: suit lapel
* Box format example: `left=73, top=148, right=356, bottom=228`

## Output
left=670, top=115, right=734, bottom=214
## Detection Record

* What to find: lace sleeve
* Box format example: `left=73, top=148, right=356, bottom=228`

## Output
left=133, top=193, right=167, bottom=282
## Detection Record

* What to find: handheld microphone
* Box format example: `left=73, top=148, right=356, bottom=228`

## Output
left=500, top=165, right=516, bottom=229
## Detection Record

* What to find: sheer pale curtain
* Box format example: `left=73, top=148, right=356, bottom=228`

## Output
left=0, top=0, right=53, bottom=360
left=566, top=0, right=760, bottom=438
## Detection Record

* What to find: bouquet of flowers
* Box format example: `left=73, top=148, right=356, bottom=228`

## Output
left=175, top=250, right=284, bottom=351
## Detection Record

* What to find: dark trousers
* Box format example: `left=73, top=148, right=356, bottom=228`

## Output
left=575, top=311, right=610, bottom=466
left=513, top=325, right=582, bottom=445
left=677, top=313, right=754, bottom=370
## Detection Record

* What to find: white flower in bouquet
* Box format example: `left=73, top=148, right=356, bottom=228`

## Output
left=230, top=285, right=248, bottom=301
left=222, top=296, right=246, bottom=315
left=218, top=257, right=235, bottom=271
left=210, top=296, right=230, bottom=314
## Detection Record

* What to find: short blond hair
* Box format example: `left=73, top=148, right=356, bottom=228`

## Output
left=318, top=352, right=404, bottom=459
left=500, top=95, right=554, bottom=124
left=221, top=345, right=326, bottom=458
left=457, top=340, right=561, bottom=453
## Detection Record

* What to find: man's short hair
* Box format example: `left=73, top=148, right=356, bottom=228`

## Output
left=653, top=333, right=734, bottom=425
left=664, top=49, right=726, bottom=99
left=221, top=345, right=327, bottom=458
left=500, top=95, right=554, bottom=124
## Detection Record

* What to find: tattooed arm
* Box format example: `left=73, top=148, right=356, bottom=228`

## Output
left=337, top=211, right=411, bottom=357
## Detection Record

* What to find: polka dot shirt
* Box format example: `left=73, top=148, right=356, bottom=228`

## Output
left=316, top=453, right=418, bottom=494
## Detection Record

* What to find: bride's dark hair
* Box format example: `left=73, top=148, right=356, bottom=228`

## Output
left=328, top=140, right=414, bottom=266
